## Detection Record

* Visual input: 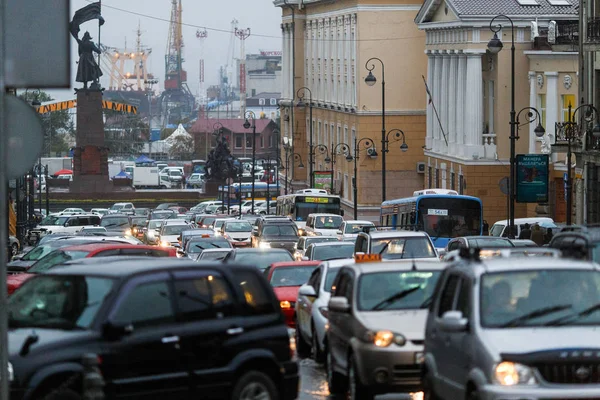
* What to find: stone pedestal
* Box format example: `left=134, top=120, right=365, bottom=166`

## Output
left=203, top=180, right=223, bottom=197
left=69, top=89, right=132, bottom=193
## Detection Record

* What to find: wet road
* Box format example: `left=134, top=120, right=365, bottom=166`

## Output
left=298, top=356, right=417, bottom=400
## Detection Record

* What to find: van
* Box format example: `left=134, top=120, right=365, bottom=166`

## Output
left=489, top=217, right=555, bottom=237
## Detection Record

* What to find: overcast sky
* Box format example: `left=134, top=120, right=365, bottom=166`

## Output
left=48, top=0, right=282, bottom=101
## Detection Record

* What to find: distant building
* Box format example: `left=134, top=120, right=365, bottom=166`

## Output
left=247, top=92, right=281, bottom=121
left=245, top=52, right=282, bottom=99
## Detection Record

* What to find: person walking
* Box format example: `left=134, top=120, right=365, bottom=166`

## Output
left=530, top=224, right=545, bottom=246
left=519, top=223, right=531, bottom=240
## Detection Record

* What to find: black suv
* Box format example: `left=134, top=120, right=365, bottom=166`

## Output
left=251, top=216, right=299, bottom=253
left=8, top=257, right=298, bottom=400
left=549, top=225, right=600, bottom=261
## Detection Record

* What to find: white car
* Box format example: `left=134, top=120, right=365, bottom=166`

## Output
left=108, top=202, right=135, bottom=215
left=337, top=220, right=375, bottom=241
left=220, top=220, right=253, bottom=247
left=90, top=208, right=110, bottom=216
left=295, top=259, right=351, bottom=363
left=304, top=213, right=344, bottom=237
left=58, top=208, right=85, bottom=215
left=158, top=221, right=191, bottom=247
left=212, top=218, right=237, bottom=236
left=256, top=200, right=277, bottom=215
left=241, top=200, right=266, bottom=214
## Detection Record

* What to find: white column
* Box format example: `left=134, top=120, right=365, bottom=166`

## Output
left=282, top=25, right=288, bottom=99
left=288, top=24, right=294, bottom=100
left=433, top=50, right=442, bottom=152
left=464, top=51, right=485, bottom=158
left=448, top=51, right=458, bottom=155
left=352, top=14, right=357, bottom=108
left=440, top=51, right=450, bottom=153
left=528, top=71, right=537, bottom=154
left=545, top=71, right=559, bottom=161
left=324, top=18, right=329, bottom=105
left=318, top=19, right=324, bottom=103
left=332, top=18, right=338, bottom=107
left=456, top=52, right=467, bottom=148
left=345, top=14, right=351, bottom=109
left=337, top=16, right=344, bottom=107
left=426, top=51, right=435, bottom=150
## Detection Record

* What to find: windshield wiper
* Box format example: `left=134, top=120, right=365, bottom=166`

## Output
left=544, top=302, right=600, bottom=326
left=378, top=242, right=390, bottom=255
left=371, top=286, right=421, bottom=311
left=499, top=304, right=572, bottom=328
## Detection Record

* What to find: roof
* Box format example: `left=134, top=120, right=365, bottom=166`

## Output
left=60, top=243, right=162, bottom=252
left=48, top=257, right=244, bottom=277
left=189, top=118, right=275, bottom=134
left=309, top=241, right=355, bottom=248
left=233, top=248, right=292, bottom=254
left=270, top=261, right=321, bottom=268
left=343, top=220, right=375, bottom=225
left=363, top=231, right=430, bottom=239
left=474, top=257, right=597, bottom=273
left=248, top=92, right=281, bottom=100
left=352, top=259, right=446, bottom=274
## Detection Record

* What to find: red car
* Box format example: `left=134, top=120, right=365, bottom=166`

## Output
left=7, top=243, right=176, bottom=295
left=266, top=261, right=320, bottom=328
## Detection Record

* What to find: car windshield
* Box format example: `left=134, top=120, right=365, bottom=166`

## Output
left=150, top=211, right=174, bottom=220
left=40, top=215, right=59, bottom=225
left=214, top=220, right=228, bottom=228
left=52, top=217, right=69, bottom=226
left=305, top=237, right=339, bottom=247
left=358, top=271, right=442, bottom=311
left=162, top=225, right=188, bottom=236
left=466, top=238, right=514, bottom=248
left=325, top=267, right=342, bottom=292
left=110, top=204, right=124, bottom=210
left=270, top=266, right=317, bottom=287
left=101, top=217, right=130, bottom=228
left=148, top=220, right=163, bottom=229
left=130, top=217, right=146, bottom=226
left=312, top=244, right=355, bottom=261
left=198, top=250, right=230, bottom=261
left=21, top=245, right=54, bottom=261
left=371, top=237, right=436, bottom=259
left=187, top=239, right=232, bottom=253
left=481, top=269, right=600, bottom=328
left=8, top=276, right=114, bottom=330
left=28, top=250, right=91, bottom=273
left=345, top=224, right=374, bottom=234
left=490, top=224, right=506, bottom=237
left=225, top=222, right=252, bottom=232
left=235, top=251, right=294, bottom=271
left=262, top=225, right=298, bottom=236
left=170, top=170, right=182, bottom=176
left=202, top=217, right=216, bottom=226
left=314, top=216, right=343, bottom=229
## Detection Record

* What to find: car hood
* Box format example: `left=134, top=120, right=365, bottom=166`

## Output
left=6, top=260, right=35, bottom=271
left=481, top=327, right=600, bottom=357
left=312, top=228, right=339, bottom=236
left=8, top=328, right=97, bottom=358
left=358, top=310, right=428, bottom=340
left=262, top=235, right=298, bottom=242
left=273, top=286, right=301, bottom=301
left=227, top=232, right=252, bottom=240
left=160, top=234, right=180, bottom=243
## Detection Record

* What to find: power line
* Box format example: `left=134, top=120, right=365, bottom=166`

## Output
left=86, top=0, right=423, bottom=43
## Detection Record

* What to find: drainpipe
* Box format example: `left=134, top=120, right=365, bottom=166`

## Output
left=283, top=0, right=296, bottom=191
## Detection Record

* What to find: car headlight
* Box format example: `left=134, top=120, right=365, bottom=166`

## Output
left=124, top=229, right=132, bottom=236
left=160, top=241, right=171, bottom=247
left=297, top=229, right=304, bottom=236
left=132, top=227, right=138, bottom=234
left=494, top=362, right=536, bottom=386
left=363, top=330, right=406, bottom=347
left=280, top=300, right=295, bottom=309
left=259, top=242, right=271, bottom=249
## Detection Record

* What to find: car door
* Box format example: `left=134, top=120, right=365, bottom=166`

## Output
left=327, top=269, right=353, bottom=374
left=172, top=270, right=245, bottom=397
left=101, top=272, right=188, bottom=399
left=298, top=267, right=321, bottom=339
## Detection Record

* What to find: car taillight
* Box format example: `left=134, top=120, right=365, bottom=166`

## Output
left=287, top=328, right=296, bottom=360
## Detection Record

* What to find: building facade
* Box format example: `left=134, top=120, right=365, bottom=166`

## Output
left=275, top=0, right=429, bottom=220
left=416, top=0, right=578, bottom=225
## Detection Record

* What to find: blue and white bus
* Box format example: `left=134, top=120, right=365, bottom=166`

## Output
left=380, top=189, right=483, bottom=249
left=217, top=182, right=280, bottom=205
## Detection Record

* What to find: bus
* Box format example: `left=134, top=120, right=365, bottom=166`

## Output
left=277, top=190, right=343, bottom=228
left=380, top=189, right=483, bottom=250
left=217, top=182, right=280, bottom=204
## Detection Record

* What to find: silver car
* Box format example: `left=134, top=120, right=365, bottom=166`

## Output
left=423, top=250, right=600, bottom=400
left=327, top=259, right=445, bottom=399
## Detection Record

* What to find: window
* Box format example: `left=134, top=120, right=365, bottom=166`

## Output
left=113, top=282, right=174, bottom=328
left=562, top=94, right=576, bottom=122
left=235, top=135, right=243, bottom=148
left=451, top=172, right=456, bottom=190
left=318, top=121, right=322, bottom=145
left=260, top=136, right=264, bottom=148
left=437, top=274, right=460, bottom=317
left=270, top=98, right=277, bottom=105
left=344, top=174, right=349, bottom=200
left=246, top=137, right=253, bottom=149
left=537, top=94, right=547, bottom=129
left=337, top=125, right=341, bottom=145
left=175, top=275, right=235, bottom=321
left=307, top=268, right=322, bottom=293
left=487, top=80, right=495, bottom=133
left=459, top=175, right=464, bottom=195
left=435, top=169, right=440, bottom=188
left=259, top=98, right=265, bottom=105
left=230, top=270, right=276, bottom=315
left=456, top=278, right=471, bottom=318
left=333, top=270, right=353, bottom=302
left=269, top=135, right=273, bottom=148
left=344, top=127, right=348, bottom=146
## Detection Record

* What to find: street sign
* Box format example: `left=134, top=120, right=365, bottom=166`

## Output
left=5, top=0, right=70, bottom=88
left=5, top=95, right=44, bottom=179
left=499, top=176, right=509, bottom=195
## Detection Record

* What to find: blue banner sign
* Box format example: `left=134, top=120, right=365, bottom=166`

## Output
left=516, top=154, right=549, bottom=203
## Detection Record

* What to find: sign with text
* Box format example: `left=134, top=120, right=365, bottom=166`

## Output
left=516, top=154, right=549, bottom=203
left=314, top=171, right=332, bottom=192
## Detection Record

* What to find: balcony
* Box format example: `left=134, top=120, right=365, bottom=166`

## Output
left=535, top=21, right=579, bottom=51
left=586, top=18, right=600, bottom=51
left=552, top=122, right=584, bottom=153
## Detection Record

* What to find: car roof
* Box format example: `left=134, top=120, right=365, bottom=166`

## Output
left=309, top=241, right=354, bottom=247
left=101, top=214, right=130, bottom=218
left=48, top=257, right=254, bottom=278
left=362, top=231, right=430, bottom=238
left=59, top=243, right=161, bottom=252
left=199, top=248, right=232, bottom=253
left=459, top=257, right=598, bottom=274
left=162, top=220, right=189, bottom=225
left=350, top=259, right=446, bottom=274
left=234, top=248, right=291, bottom=253
left=308, top=213, right=342, bottom=217
left=343, top=220, right=374, bottom=225
left=319, top=259, right=355, bottom=269
left=459, top=236, right=511, bottom=240
left=270, top=261, right=321, bottom=268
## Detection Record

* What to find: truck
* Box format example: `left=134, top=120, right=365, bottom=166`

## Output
left=132, top=166, right=173, bottom=189
left=41, top=157, right=72, bottom=176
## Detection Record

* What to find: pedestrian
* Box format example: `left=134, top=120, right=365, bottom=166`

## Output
left=519, top=223, right=531, bottom=240
left=530, top=224, right=545, bottom=246
left=544, top=228, right=554, bottom=244
left=482, top=220, right=489, bottom=236
left=181, top=175, right=186, bottom=190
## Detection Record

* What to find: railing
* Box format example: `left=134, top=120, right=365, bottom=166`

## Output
left=555, top=21, right=579, bottom=45
left=588, top=18, right=600, bottom=42
left=482, top=133, right=497, bottom=159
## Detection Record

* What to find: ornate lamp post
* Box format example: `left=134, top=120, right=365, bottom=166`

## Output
left=327, top=142, right=352, bottom=194
left=243, top=111, right=257, bottom=214
left=350, top=137, right=377, bottom=220
left=296, top=87, right=314, bottom=187
left=364, top=57, right=387, bottom=202
left=385, top=129, right=409, bottom=154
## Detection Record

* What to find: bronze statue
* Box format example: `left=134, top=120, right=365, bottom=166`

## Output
left=76, top=32, right=103, bottom=89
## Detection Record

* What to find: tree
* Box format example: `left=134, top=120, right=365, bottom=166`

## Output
left=168, top=134, right=194, bottom=160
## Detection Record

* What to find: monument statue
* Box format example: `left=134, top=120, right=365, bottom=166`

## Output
left=70, top=2, right=105, bottom=90
left=205, top=136, right=241, bottom=181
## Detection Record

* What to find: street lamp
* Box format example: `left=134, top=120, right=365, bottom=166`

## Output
left=350, top=137, right=377, bottom=220
left=564, top=104, right=600, bottom=225
left=296, top=87, right=314, bottom=187
left=364, top=57, right=387, bottom=202
left=385, top=129, right=409, bottom=154
left=243, top=111, right=258, bottom=214
left=488, top=15, right=518, bottom=238
left=327, top=142, right=352, bottom=194
left=263, top=155, right=283, bottom=214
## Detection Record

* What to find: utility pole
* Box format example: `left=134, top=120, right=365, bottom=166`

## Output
left=235, top=27, right=251, bottom=119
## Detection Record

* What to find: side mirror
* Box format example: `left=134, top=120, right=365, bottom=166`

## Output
left=439, top=310, right=468, bottom=332
left=102, top=321, right=134, bottom=341
left=328, top=296, right=351, bottom=313
left=298, top=285, right=316, bottom=297
left=336, top=230, right=342, bottom=235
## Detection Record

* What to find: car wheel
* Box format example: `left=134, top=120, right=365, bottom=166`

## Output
left=326, top=348, right=346, bottom=395
left=11, top=243, right=18, bottom=257
left=311, top=325, right=325, bottom=364
left=423, top=369, right=439, bottom=400
left=231, top=371, right=278, bottom=400
left=295, top=321, right=311, bottom=358
left=348, top=357, right=373, bottom=400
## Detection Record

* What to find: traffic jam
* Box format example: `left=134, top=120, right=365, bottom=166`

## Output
left=5, top=190, right=600, bottom=400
